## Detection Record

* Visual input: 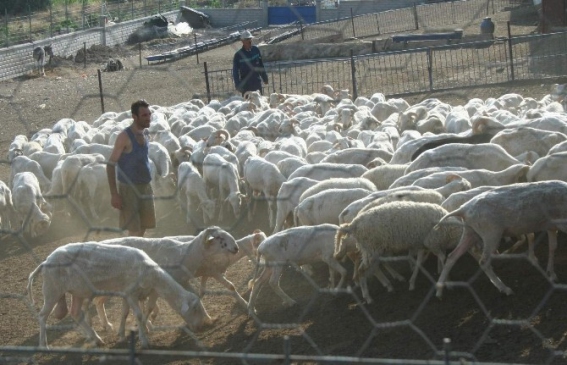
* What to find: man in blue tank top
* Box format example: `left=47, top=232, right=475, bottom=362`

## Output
left=106, top=99, right=156, bottom=236
left=232, top=30, right=268, bottom=96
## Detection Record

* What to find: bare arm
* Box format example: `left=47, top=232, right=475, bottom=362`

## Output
left=107, top=131, right=128, bottom=210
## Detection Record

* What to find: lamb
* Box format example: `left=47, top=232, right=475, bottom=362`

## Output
left=526, top=152, right=567, bottom=183
left=273, top=177, right=319, bottom=234
left=295, top=188, right=372, bottom=226
left=12, top=172, right=52, bottom=238
left=490, top=126, right=567, bottom=157
left=411, top=164, right=529, bottom=189
left=0, top=180, right=17, bottom=230
left=32, top=44, right=53, bottom=76
left=177, top=161, right=216, bottom=226
left=334, top=201, right=462, bottom=303
left=27, top=242, right=213, bottom=348
left=248, top=224, right=350, bottom=313
left=202, top=153, right=245, bottom=221
left=243, top=156, right=286, bottom=229
left=405, top=143, right=522, bottom=174
left=287, top=163, right=368, bottom=181
left=10, top=155, right=52, bottom=193
left=91, top=226, right=241, bottom=331
left=320, top=148, right=392, bottom=166
left=7, top=134, right=27, bottom=162
left=389, top=166, right=469, bottom=189
left=361, top=164, right=409, bottom=190
left=298, top=177, right=377, bottom=204
left=435, top=180, right=567, bottom=298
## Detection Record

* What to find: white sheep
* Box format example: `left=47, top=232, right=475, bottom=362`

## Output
left=435, top=180, right=567, bottom=298
left=288, top=163, right=368, bottom=181
left=243, top=156, right=286, bottom=229
left=335, top=201, right=462, bottom=303
left=295, top=188, right=372, bottom=226
left=298, top=177, right=376, bottom=204
left=12, top=172, right=52, bottom=238
left=178, top=161, right=216, bottom=226
left=248, top=224, right=349, bottom=313
left=27, top=242, right=213, bottom=348
left=405, top=143, right=522, bottom=174
left=273, top=177, right=319, bottom=234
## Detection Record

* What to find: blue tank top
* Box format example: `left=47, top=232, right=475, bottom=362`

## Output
left=117, top=127, right=151, bottom=184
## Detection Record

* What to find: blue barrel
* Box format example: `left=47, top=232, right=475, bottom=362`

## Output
left=480, top=17, right=495, bottom=34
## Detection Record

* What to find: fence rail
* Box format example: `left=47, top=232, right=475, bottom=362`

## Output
left=203, top=30, right=567, bottom=101
left=1, top=0, right=180, bottom=47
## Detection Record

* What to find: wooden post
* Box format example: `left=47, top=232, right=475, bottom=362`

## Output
left=49, top=0, right=53, bottom=38
left=139, top=43, right=142, bottom=68
left=83, top=42, right=87, bottom=68
left=97, top=69, right=105, bottom=114
left=300, top=22, right=304, bottom=40
left=375, top=13, right=380, bottom=35
left=28, top=3, right=32, bottom=42
left=4, top=9, right=8, bottom=47
left=65, top=0, right=69, bottom=33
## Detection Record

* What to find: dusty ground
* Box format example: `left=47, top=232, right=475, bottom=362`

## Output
left=2, top=7, right=567, bottom=365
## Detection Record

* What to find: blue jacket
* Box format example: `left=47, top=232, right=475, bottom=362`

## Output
left=232, top=45, right=268, bottom=93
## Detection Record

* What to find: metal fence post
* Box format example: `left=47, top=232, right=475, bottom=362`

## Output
left=65, top=0, right=69, bottom=33
left=49, top=0, right=53, bottom=38
left=129, top=330, right=136, bottom=365
left=28, top=3, right=32, bottom=42
left=159, top=0, right=162, bottom=13
left=4, top=8, right=8, bottom=47
left=204, top=62, right=211, bottom=103
left=194, top=33, right=199, bottom=64
left=443, top=338, right=451, bottom=365
left=375, top=13, right=380, bottom=35
left=350, top=49, right=358, bottom=100
left=350, top=8, right=356, bottom=38
left=83, top=42, right=87, bottom=68
left=507, top=21, right=514, bottom=81
left=486, top=0, right=489, bottom=16
left=427, top=47, right=433, bottom=91
left=97, top=69, right=105, bottom=114
left=283, top=335, right=291, bottom=365
left=82, top=0, right=86, bottom=29
left=413, top=3, right=419, bottom=30
left=132, top=0, right=134, bottom=19
left=300, top=22, right=304, bottom=40
left=144, top=0, right=147, bottom=17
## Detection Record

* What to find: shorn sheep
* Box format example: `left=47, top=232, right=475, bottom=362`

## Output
left=27, top=242, right=213, bottom=349
left=435, top=180, right=567, bottom=298
left=335, top=201, right=462, bottom=304
left=32, top=44, right=53, bottom=77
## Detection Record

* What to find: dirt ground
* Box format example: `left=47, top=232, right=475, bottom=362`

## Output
left=2, top=7, right=567, bottom=365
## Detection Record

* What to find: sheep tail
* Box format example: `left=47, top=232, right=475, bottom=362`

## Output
left=434, top=209, right=464, bottom=230
left=27, top=262, right=44, bottom=305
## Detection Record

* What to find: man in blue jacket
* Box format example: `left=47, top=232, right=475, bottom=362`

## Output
left=232, top=30, right=268, bottom=96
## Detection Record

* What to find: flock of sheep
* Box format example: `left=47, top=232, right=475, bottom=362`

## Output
left=6, top=82, right=567, bottom=349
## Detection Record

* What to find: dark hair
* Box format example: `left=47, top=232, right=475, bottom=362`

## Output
left=131, top=99, right=150, bottom=117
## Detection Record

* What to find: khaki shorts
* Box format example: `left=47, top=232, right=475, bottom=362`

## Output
left=118, top=183, right=156, bottom=232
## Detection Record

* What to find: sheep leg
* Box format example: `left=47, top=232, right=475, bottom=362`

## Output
left=409, top=249, right=426, bottom=291
left=38, top=293, right=64, bottom=348
left=383, top=263, right=406, bottom=282
left=324, top=257, right=347, bottom=289
left=127, top=296, right=150, bottom=349
left=144, top=292, right=159, bottom=325
left=526, top=233, right=537, bottom=266
left=436, top=226, right=479, bottom=298
left=199, top=277, right=208, bottom=298
left=546, top=230, right=558, bottom=281
left=117, top=298, right=130, bottom=342
left=93, top=296, right=113, bottom=331
left=248, top=265, right=271, bottom=315
left=70, top=295, right=104, bottom=347
left=269, top=266, right=296, bottom=307
left=211, top=273, right=249, bottom=309
left=478, top=232, right=513, bottom=295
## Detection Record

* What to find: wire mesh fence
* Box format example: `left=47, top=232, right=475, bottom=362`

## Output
left=1, top=0, right=181, bottom=47
left=3, top=0, right=567, bottom=364
left=202, top=31, right=567, bottom=101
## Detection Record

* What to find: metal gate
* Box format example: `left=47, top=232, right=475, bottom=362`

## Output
left=268, top=6, right=316, bottom=25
